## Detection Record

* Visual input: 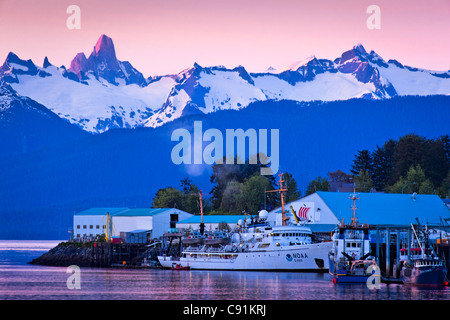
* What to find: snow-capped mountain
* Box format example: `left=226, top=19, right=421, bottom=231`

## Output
left=145, top=44, right=449, bottom=127
left=0, top=84, right=87, bottom=157
left=1, top=36, right=449, bottom=133
left=0, top=35, right=175, bottom=133
left=69, top=34, right=147, bottom=86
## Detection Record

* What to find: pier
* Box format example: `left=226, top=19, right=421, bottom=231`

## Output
left=90, top=242, right=161, bottom=268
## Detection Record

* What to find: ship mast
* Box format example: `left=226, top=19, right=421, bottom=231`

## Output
left=349, top=187, right=360, bottom=227
left=199, top=190, right=205, bottom=235
left=266, top=173, right=288, bottom=226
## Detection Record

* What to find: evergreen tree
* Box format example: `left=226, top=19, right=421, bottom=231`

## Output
left=371, top=139, right=396, bottom=190
left=391, top=134, right=426, bottom=183
left=237, top=175, right=272, bottom=214
left=283, top=172, right=301, bottom=203
left=437, top=170, right=450, bottom=198
left=209, top=155, right=275, bottom=210
left=153, top=179, right=204, bottom=214
left=220, top=181, right=243, bottom=213
left=306, top=176, right=330, bottom=195
left=354, top=170, right=374, bottom=193
left=152, top=187, right=185, bottom=209
left=351, top=150, right=373, bottom=176
left=422, top=136, right=450, bottom=188
left=387, top=164, right=435, bottom=194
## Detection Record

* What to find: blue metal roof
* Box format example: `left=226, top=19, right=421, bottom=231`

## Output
left=316, top=191, right=450, bottom=225
left=178, top=215, right=247, bottom=224
left=74, top=207, right=176, bottom=217
left=74, top=207, right=129, bottom=216
left=114, top=208, right=171, bottom=217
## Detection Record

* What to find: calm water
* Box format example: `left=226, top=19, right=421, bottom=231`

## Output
left=0, top=240, right=449, bottom=300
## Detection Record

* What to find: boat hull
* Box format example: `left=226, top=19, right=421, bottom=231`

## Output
left=157, top=255, right=179, bottom=269
left=179, top=242, right=332, bottom=271
left=331, top=275, right=371, bottom=284
left=401, top=265, right=447, bottom=287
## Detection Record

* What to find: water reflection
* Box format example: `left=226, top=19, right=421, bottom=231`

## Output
left=0, top=241, right=449, bottom=300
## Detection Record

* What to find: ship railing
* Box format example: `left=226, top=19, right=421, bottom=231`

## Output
left=344, top=233, right=365, bottom=240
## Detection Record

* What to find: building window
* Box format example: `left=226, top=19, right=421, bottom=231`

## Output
left=96, top=225, right=100, bottom=229
left=83, top=225, right=87, bottom=229
left=170, top=214, right=179, bottom=229
left=90, top=225, right=93, bottom=229
left=77, top=225, right=80, bottom=229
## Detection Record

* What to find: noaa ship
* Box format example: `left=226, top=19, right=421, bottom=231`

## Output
left=158, top=173, right=332, bottom=271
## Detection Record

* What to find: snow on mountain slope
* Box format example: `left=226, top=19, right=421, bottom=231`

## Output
left=145, top=44, right=449, bottom=128
left=1, top=37, right=449, bottom=132
left=253, top=71, right=378, bottom=102
left=378, top=62, right=450, bottom=96
left=8, top=64, right=175, bottom=133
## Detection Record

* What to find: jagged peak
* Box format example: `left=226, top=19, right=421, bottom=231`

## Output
left=353, top=43, right=367, bottom=55
left=2, top=52, right=37, bottom=70
left=93, top=34, right=116, bottom=58
left=43, top=56, right=52, bottom=68
left=279, top=55, right=318, bottom=73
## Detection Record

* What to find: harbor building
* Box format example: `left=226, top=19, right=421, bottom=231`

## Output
left=73, top=207, right=192, bottom=241
left=268, top=191, right=450, bottom=234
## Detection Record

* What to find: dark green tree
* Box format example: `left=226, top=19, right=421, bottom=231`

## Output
left=220, top=181, right=243, bottom=213
left=153, top=179, right=204, bottom=214
left=152, top=187, right=185, bottom=209
left=391, top=134, right=426, bottom=183
left=387, top=164, right=434, bottom=194
left=306, top=176, right=330, bottom=195
left=354, top=170, right=374, bottom=193
left=437, top=170, right=450, bottom=198
left=371, top=139, right=396, bottom=190
left=351, top=150, right=373, bottom=176
left=237, top=175, right=272, bottom=214
left=422, top=136, right=450, bottom=187
left=209, top=155, right=275, bottom=210
left=283, top=172, right=301, bottom=203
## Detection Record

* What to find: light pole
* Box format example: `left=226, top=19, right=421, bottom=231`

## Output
left=401, top=182, right=416, bottom=194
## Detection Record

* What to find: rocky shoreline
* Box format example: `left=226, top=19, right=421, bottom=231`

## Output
left=29, top=241, right=94, bottom=267
left=29, top=241, right=166, bottom=268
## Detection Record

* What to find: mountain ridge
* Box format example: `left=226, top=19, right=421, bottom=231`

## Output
left=1, top=35, right=449, bottom=133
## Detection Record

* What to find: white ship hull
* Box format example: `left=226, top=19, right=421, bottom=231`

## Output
left=169, top=242, right=332, bottom=271
left=158, top=255, right=180, bottom=268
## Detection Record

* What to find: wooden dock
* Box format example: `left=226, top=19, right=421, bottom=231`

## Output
left=91, top=242, right=160, bottom=268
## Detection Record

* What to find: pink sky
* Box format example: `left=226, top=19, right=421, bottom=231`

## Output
left=0, top=0, right=449, bottom=76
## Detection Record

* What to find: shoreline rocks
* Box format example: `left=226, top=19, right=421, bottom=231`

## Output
left=29, top=242, right=94, bottom=267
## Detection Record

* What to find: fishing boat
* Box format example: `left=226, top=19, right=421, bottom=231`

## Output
left=400, top=223, right=448, bottom=287
left=158, top=173, right=332, bottom=271
left=328, top=191, right=378, bottom=284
